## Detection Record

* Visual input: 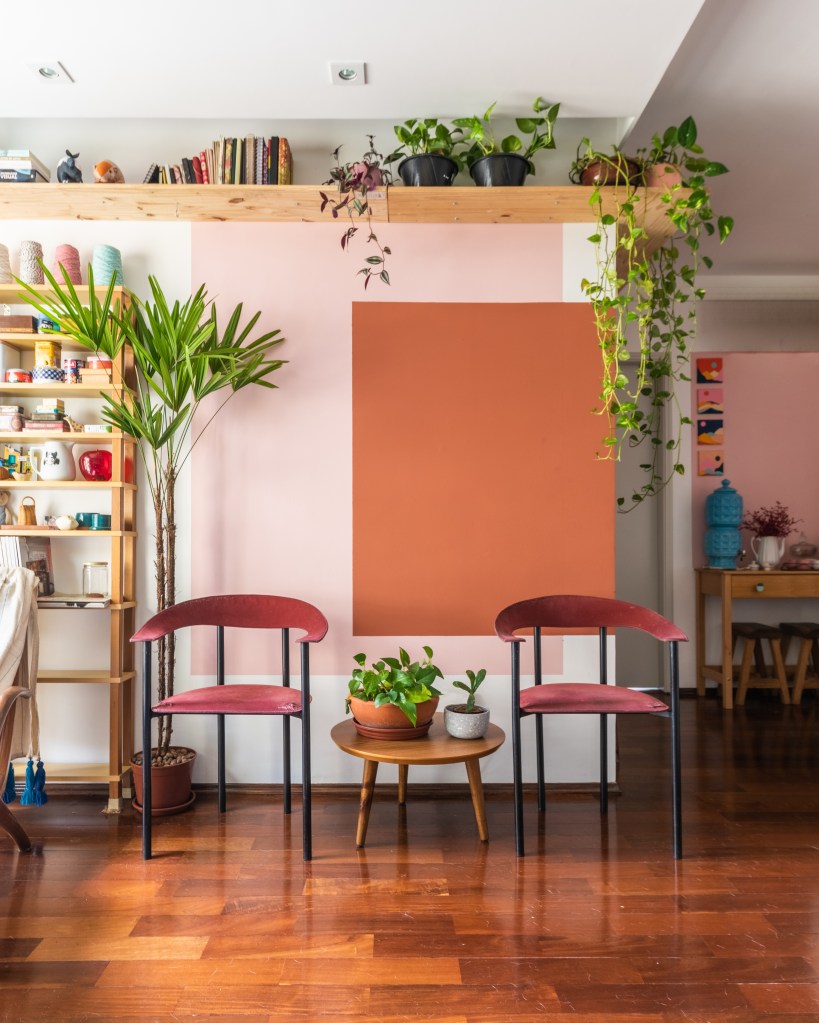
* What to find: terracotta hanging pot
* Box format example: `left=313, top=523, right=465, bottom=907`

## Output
left=580, top=156, right=641, bottom=186
left=643, top=162, right=684, bottom=188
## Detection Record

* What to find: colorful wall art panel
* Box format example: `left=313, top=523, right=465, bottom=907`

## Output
left=696, top=357, right=723, bottom=383
left=698, top=450, right=724, bottom=476
left=697, top=418, right=724, bottom=445
left=697, top=387, right=724, bottom=415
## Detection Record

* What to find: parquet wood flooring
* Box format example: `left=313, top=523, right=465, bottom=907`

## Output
left=1, top=695, right=818, bottom=1022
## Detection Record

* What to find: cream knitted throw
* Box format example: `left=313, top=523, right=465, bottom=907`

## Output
left=0, top=567, right=40, bottom=758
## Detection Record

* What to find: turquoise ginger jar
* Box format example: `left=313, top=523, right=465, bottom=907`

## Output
left=704, top=479, right=743, bottom=569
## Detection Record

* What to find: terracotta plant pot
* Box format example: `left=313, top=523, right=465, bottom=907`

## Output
left=130, top=747, right=196, bottom=816
left=580, top=156, right=641, bottom=186
left=643, top=162, right=683, bottom=188
left=348, top=694, right=439, bottom=739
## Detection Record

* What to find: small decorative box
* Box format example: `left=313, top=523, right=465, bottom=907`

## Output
left=5, top=369, right=32, bottom=383
left=0, top=413, right=24, bottom=431
left=31, top=366, right=66, bottom=383
left=34, top=339, right=62, bottom=367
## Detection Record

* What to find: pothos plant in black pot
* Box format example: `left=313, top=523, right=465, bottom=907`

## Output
left=320, top=135, right=392, bottom=289
left=453, top=97, right=560, bottom=185
left=385, top=118, right=466, bottom=185
left=573, top=117, right=733, bottom=510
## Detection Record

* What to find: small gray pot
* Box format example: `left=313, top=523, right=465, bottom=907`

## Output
left=444, top=704, right=490, bottom=739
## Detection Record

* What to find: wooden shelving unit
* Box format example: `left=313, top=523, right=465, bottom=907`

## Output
left=0, top=284, right=136, bottom=811
left=0, top=183, right=683, bottom=252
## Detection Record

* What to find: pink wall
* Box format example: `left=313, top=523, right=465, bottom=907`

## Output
left=692, top=353, right=819, bottom=566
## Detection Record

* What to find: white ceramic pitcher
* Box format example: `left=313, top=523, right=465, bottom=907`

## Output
left=752, top=535, right=784, bottom=570
left=29, top=441, right=76, bottom=482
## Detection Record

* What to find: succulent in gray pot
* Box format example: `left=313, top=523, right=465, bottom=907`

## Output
left=444, top=668, right=489, bottom=739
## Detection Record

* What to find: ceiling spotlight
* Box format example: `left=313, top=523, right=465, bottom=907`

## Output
left=330, top=61, right=366, bottom=86
left=29, top=61, right=75, bottom=84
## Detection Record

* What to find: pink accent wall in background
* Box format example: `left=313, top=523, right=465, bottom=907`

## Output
left=189, top=221, right=571, bottom=675
left=692, top=353, right=819, bottom=566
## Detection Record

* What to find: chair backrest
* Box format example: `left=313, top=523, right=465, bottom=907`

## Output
left=495, top=594, right=687, bottom=644
left=131, top=594, right=328, bottom=645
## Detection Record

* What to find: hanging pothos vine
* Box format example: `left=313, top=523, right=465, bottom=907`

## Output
left=572, top=117, right=733, bottom=511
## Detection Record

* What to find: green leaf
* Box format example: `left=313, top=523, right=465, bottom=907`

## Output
left=677, top=116, right=697, bottom=149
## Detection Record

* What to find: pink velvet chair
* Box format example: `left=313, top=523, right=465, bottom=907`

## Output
left=495, top=594, right=687, bottom=859
left=131, top=594, right=328, bottom=861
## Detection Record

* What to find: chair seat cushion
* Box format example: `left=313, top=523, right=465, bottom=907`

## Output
left=152, top=684, right=303, bottom=716
left=520, top=682, right=668, bottom=714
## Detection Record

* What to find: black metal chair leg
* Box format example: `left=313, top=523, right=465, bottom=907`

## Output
left=535, top=716, right=545, bottom=812
left=301, top=644, right=312, bottom=861
left=141, top=642, right=152, bottom=860
left=217, top=714, right=226, bottom=813
left=283, top=717, right=291, bottom=815
left=511, top=643, right=525, bottom=856
left=599, top=713, right=608, bottom=815
left=670, top=641, right=682, bottom=859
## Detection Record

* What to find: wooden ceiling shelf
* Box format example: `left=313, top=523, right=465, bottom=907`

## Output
left=0, top=183, right=684, bottom=251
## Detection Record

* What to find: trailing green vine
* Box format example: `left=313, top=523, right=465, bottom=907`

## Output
left=574, top=117, right=733, bottom=511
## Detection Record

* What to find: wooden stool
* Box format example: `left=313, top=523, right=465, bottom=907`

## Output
left=779, top=621, right=819, bottom=704
left=731, top=622, right=790, bottom=705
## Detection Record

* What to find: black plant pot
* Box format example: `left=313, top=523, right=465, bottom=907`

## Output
left=398, top=154, right=459, bottom=186
left=470, top=153, right=530, bottom=187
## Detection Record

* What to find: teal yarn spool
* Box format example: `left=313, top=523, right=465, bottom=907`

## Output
left=91, top=244, right=124, bottom=286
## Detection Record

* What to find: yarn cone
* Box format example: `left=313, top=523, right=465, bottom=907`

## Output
left=19, top=757, right=36, bottom=805
left=2, top=762, right=15, bottom=804
left=33, top=760, right=47, bottom=805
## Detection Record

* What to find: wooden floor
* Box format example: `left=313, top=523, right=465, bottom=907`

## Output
left=1, top=694, right=818, bottom=1023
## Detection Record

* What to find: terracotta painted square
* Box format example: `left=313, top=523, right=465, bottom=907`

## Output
left=352, top=302, right=615, bottom=636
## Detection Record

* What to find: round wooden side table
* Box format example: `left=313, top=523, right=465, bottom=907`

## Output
left=330, top=713, right=505, bottom=847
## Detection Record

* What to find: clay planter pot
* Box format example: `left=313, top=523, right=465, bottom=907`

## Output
left=444, top=704, right=490, bottom=739
left=580, top=156, right=641, bottom=186
left=643, top=162, right=683, bottom=188
left=130, top=746, right=196, bottom=816
left=348, top=694, right=439, bottom=739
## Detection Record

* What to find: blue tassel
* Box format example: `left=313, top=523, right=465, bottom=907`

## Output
left=19, top=757, right=36, bottom=806
left=2, top=762, right=15, bottom=804
left=33, top=760, right=47, bottom=805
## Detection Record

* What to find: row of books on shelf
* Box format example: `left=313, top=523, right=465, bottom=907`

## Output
left=0, top=535, right=110, bottom=607
left=0, top=149, right=50, bottom=183
left=143, top=136, right=292, bottom=187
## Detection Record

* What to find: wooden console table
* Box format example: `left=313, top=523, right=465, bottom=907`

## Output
left=696, top=568, right=819, bottom=709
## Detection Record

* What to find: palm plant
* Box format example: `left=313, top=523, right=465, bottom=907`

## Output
left=20, top=266, right=286, bottom=756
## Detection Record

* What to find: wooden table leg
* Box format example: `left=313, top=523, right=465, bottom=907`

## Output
left=356, top=759, right=378, bottom=848
left=397, top=763, right=408, bottom=805
left=465, top=757, right=489, bottom=842
left=696, top=576, right=706, bottom=697
left=721, top=574, right=734, bottom=710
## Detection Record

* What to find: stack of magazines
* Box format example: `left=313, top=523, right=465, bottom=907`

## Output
left=0, top=150, right=51, bottom=183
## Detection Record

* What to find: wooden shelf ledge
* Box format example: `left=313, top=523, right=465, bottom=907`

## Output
left=0, top=183, right=685, bottom=250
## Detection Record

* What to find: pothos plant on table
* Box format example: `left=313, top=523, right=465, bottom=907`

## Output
left=575, top=116, right=734, bottom=510
left=320, top=134, right=392, bottom=289
left=346, top=645, right=444, bottom=736
left=20, top=265, right=286, bottom=794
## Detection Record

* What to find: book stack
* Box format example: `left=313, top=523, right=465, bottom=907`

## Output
left=0, top=535, right=55, bottom=595
left=79, top=367, right=112, bottom=385
left=24, top=399, right=68, bottom=432
left=0, top=149, right=51, bottom=183
left=143, top=136, right=292, bottom=187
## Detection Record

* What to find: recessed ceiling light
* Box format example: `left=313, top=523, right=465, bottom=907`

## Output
left=29, top=61, right=75, bottom=84
left=330, top=61, right=366, bottom=86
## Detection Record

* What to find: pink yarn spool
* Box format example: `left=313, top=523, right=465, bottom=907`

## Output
left=53, top=243, right=82, bottom=285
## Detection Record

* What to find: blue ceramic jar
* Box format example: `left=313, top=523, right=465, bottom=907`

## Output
left=704, top=479, right=743, bottom=569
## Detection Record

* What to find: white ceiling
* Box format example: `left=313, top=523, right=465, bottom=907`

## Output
left=1, top=0, right=816, bottom=280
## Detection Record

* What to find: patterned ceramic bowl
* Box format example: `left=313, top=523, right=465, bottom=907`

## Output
left=31, top=366, right=66, bottom=383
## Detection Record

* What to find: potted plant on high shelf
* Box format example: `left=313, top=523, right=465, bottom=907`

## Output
left=346, top=645, right=444, bottom=739
left=20, top=265, right=286, bottom=812
left=444, top=668, right=489, bottom=739
left=384, top=118, right=466, bottom=186
left=571, top=116, right=733, bottom=511
left=453, top=97, right=560, bottom=186
left=320, top=135, right=392, bottom=289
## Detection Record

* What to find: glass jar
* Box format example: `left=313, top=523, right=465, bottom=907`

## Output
left=82, top=561, right=109, bottom=599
